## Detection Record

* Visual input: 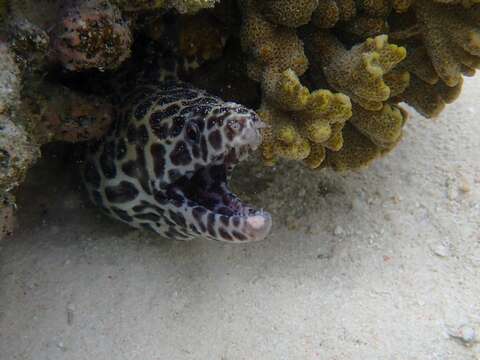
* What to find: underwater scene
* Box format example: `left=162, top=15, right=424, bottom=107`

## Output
left=1, top=1, right=479, bottom=359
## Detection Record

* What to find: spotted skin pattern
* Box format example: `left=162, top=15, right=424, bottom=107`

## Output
left=83, top=80, right=272, bottom=242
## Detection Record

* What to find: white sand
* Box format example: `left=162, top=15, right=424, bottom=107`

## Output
left=1, top=77, right=479, bottom=360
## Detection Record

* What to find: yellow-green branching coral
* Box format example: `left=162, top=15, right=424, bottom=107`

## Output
left=261, top=68, right=312, bottom=111
left=168, top=0, right=219, bottom=13
left=306, top=31, right=408, bottom=111
left=113, top=0, right=218, bottom=13
left=392, top=0, right=480, bottom=13
left=340, top=15, right=389, bottom=39
left=111, top=0, right=165, bottom=11
left=258, top=70, right=352, bottom=168
left=239, top=0, right=309, bottom=81
left=311, top=0, right=340, bottom=28
left=356, top=0, right=392, bottom=17
left=392, top=0, right=414, bottom=12
left=349, top=103, right=407, bottom=147
left=258, top=103, right=311, bottom=165
left=396, top=75, right=463, bottom=117
left=427, top=0, right=480, bottom=7
left=396, top=45, right=439, bottom=85
left=414, top=0, right=480, bottom=87
left=322, top=101, right=407, bottom=171
left=391, top=43, right=464, bottom=117
left=310, top=0, right=356, bottom=27
left=336, top=0, right=357, bottom=21
left=325, top=124, right=382, bottom=171
left=261, top=0, right=319, bottom=28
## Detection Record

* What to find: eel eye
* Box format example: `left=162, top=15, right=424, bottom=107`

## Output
left=227, top=120, right=242, bottom=131
left=186, top=121, right=200, bottom=143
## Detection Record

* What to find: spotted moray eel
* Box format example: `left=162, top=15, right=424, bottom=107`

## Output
left=83, top=71, right=272, bottom=242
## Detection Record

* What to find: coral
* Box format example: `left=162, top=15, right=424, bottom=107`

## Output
left=238, top=0, right=413, bottom=169
left=306, top=31, right=408, bottom=111
left=325, top=123, right=383, bottom=171
left=168, top=0, right=219, bottom=13
left=311, top=0, right=339, bottom=28
left=258, top=69, right=352, bottom=168
left=385, top=1, right=479, bottom=118
left=357, top=0, right=392, bottom=17
left=391, top=43, right=464, bottom=117
left=349, top=103, right=407, bottom=147
left=261, top=0, right=319, bottom=28
left=334, top=0, right=357, bottom=21
left=257, top=102, right=310, bottom=165
left=111, top=0, right=218, bottom=13
left=392, top=0, right=480, bottom=12
left=413, top=0, right=480, bottom=87
left=340, top=15, right=389, bottom=39
left=321, top=102, right=408, bottom=171
left=396, top=73, right=463, bottom=117
left=239, top=0, right=348, bottom=167
left=392, top=0, right=414, bottom=12
left=111, top=0, right=166, bottom=11
left=300, top=29, right=411, bottom=169
left=239, top=0, right=309, bottom=81
left=52, top=0, right=133, bottom=71
left=238, top=0, right=353, bottom=168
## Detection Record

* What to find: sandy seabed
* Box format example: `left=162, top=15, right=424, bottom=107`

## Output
left=0, top=77, right=479, bottom=360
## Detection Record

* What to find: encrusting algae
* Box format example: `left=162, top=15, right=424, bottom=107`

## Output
left=0, top=0, right=479, bottom=239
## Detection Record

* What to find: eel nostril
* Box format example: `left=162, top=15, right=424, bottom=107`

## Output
left=254, top=120, right=269, bottom=129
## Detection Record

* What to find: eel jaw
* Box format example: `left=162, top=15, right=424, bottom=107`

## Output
left=168, top=164, right=272, bottom=242
left=165, top=118, right=272, bottom=242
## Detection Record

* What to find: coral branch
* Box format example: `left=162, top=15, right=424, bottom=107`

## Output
left=239, top=0, right=309, bottom=80
left=414, top=0, right=480, bottom=86
left=261, top=0, right=319, bottom=28
left=325, top=124, right=381, bottom=171
left=306, top=31, right=407, bottom=110
left=258, top=70, right=352, bottom=168
left=168, top=0, right=219, bottom=13
left=349, top=103, right=407, bottom=147
left=311, top=0, right=339, bottom=28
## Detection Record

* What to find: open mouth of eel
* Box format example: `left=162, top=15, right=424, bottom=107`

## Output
left=166, top=120, right=272, bottom=242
